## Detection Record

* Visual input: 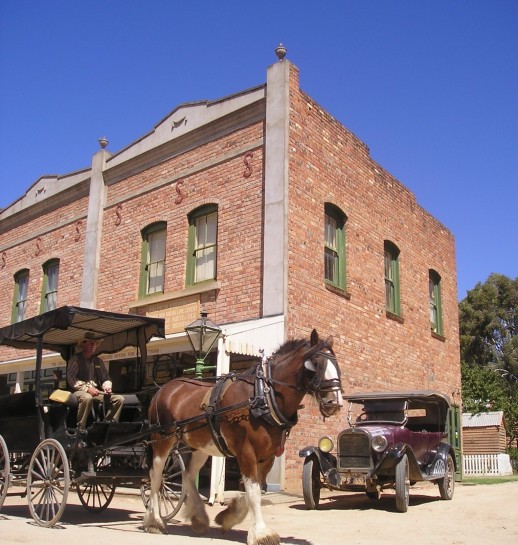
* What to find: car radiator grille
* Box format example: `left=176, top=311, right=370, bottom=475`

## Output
left=337, top=432, right=371, bottom=470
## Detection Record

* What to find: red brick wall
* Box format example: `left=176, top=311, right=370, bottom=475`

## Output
left=282, top=65, right=461, bottom=492
left=0, top=198, right=88, bottom=361
left=97, top=123, right=265, bottom=326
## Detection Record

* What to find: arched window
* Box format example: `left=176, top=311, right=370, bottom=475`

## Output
left=384, top=241, right=401, bottom=315
left=429, top=269, right=443, bottom=335
left=324, top=203, right=347, bottom=290
left=187, top=204, right=218, bottom=286
left=41, top=258, right=59, bottom=312
left=12, top=269, right=29, bottom=322
left=139, top=222, right=167, bottom=296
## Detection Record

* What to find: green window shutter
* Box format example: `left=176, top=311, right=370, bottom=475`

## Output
left=12, top=269, right=29, bottom=323
left=186, top=204, right=218, bottom=287
left=429, top=270, right=443, bottom=335
left=384, top=241, right=400, bottom=315
left=40, top=259, right=59, bottom=312
left=324, top=203, right=346, bottom=290
left=139, top=222, right=167, bottom=298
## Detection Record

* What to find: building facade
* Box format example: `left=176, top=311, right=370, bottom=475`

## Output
left=0, top=54, right=461, bottom=493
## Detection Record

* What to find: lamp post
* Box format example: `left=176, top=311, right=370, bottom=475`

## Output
left=184, top=308, right=222, bottom=379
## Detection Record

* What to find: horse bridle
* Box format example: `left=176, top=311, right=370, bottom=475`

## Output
left=251, top=342, right=342, bottom=428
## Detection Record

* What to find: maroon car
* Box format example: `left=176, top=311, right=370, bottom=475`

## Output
left=299, top=391, right=456, bottom=512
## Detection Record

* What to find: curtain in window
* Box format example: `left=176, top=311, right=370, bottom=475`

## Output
left=324, top=214, right=339, bottom=283
left=45, top=263, right=59, bottom=311
left=147, top=229, right=166, bottom=293
left=16, top=274, right=29, bottom=322
left=194, top=212, right=217, bottom=282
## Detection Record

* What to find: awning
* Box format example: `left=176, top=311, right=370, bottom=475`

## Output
left=223, top=315, right=285, bottom=357
left=0, top=305, right=165, bottom=361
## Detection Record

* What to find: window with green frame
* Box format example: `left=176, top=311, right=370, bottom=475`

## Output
left=324, top=203, right=346, bottom=290
left=12, top=269, right=29, bottom=323
left=187, top=204, right=217, bottom=286
left=41, top=259, right=59, bottom=312
left=429, top=269, right=443, bottom=335
left=384, top=241, right=401, bottom=315
left=139, top=222, right=167, bottom=297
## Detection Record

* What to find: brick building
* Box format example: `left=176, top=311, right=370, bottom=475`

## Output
left=0, top=53, right=461, bottom=494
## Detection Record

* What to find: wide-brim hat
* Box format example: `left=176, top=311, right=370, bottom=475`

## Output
left=79, top=331, right=104, bottom=345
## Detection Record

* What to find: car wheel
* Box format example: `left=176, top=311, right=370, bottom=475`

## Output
left=438, top=454, right=455, bottom=500
left=302, top=457, right=321, bottom=510
left=395, top=454, right=409, bottom=513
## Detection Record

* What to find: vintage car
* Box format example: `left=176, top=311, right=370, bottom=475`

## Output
left=299, top=390, right=456, bottom=512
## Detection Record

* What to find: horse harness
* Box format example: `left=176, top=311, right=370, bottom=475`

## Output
left=156, top=344, right=338, bottom=458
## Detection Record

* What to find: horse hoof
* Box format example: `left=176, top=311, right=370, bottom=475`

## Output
left=142, top=525, right=167, bottom=535
left=248, top=529, right=281, bottom=545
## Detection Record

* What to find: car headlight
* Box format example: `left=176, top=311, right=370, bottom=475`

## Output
left=371, top=435, right=388, bottom=452
left=318, top=436, right=334, bottom=453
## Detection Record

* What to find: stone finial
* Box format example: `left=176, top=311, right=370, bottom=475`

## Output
left=98, top=137, right=109, bottom=149
left=275, top=43, right=287, bottom=61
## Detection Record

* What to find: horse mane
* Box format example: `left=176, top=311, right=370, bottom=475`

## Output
left=274, top=338, right=309, bottom=356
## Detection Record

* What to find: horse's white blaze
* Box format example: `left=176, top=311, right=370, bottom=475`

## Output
left=304, top=355, right=343, bottom=407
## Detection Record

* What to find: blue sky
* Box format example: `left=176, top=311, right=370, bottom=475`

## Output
left=1, top=1, right=517, bottom=300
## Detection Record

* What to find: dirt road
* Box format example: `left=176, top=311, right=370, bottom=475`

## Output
left=1, top=481, right=517, bottom=545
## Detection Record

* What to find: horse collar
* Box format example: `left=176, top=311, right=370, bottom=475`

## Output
left=250, top=360, right=298, bottom=429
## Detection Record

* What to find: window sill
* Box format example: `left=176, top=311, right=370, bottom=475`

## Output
left=325, top=283, right=351, bottom=299
left=386, top=311, right=404, bottom=324
left=128, top=280, right=221, bottom=310
left=431, top=331, right=446, bottom=342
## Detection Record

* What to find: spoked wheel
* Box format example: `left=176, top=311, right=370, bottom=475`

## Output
left=0, top=434, right=10, bottom=511
left=395, top=453, right=410, bottom=513
left=77, top=455, right=116, bottom=512
left=141, top=449, right=186, bottom=521
left=302, top=457, right=321, bottom=510
left=27, top=438, right=70, bottom=527
left=438, top=454, right=455, bottom=500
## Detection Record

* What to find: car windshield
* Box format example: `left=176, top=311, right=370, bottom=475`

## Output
left=351, top=399, right=408, bottom=425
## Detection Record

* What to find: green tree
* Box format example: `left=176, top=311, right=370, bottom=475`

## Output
left=459, top=273, right=518, bottom=374
left=459, top=273, right=518, bottom=448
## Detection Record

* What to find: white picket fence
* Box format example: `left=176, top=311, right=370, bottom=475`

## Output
left=463, top=453, right=513, bottom=476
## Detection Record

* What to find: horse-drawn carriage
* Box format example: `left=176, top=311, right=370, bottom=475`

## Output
left=0, top=306, right=343, bottom=545
left=0, top=305, right=185, bottom=527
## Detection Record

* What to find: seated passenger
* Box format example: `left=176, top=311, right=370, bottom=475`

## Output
left=67, top=332, right=124, bottom=430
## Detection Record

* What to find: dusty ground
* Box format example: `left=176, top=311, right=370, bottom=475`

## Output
left=1, top=481, right=517, bottom=545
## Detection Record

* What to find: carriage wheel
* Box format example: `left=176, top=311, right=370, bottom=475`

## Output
left=76, top=454, right=116, bottom=512
left=0, top=434, right=10, bottom=511
left=27, top=438, right=70, bottom=527
left=77, top=481, right=116, bottom=512
left=141, top=449, right=186, bottom=521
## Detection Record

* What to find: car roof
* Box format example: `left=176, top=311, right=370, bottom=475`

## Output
left=344, top=390, right=451, bottom=407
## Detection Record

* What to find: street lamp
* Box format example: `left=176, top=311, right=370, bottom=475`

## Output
left=184, top=308, right=222, bottom=379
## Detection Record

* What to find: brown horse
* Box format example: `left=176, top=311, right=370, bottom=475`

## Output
left=143, top=329, right=343, bottom=545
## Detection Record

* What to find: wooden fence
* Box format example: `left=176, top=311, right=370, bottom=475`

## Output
left=462, top=453, right=513, bottom=476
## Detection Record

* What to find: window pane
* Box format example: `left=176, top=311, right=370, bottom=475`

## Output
left=16, top=274, right=29, bottom=321
left=194, top=212, right=217, bottom=282
left=384, top=249, right=396, bottom=313
left=147, top=229, right=166, bottom=294
left=45, top=263, right=59, bottom=311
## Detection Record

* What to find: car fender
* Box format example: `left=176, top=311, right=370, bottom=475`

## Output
left=299, top=446, right=337, bottom=475
left=374, top=443, right=423, bottom=481
left=428, top=442, right=457, bottom=475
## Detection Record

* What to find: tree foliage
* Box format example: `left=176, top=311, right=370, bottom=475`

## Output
left=459, top=273, right=518, bottom=374
left=459, top=273, right=518, bottom=447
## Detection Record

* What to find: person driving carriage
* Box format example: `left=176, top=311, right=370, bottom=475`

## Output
left=67, top=332, right=124, bottom=430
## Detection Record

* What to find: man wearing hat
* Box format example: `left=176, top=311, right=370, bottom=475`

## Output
left=67, top=332, right=124, bottom=430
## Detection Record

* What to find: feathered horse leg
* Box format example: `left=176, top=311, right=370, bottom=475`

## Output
left=142, top=438, right=174, bottom=534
